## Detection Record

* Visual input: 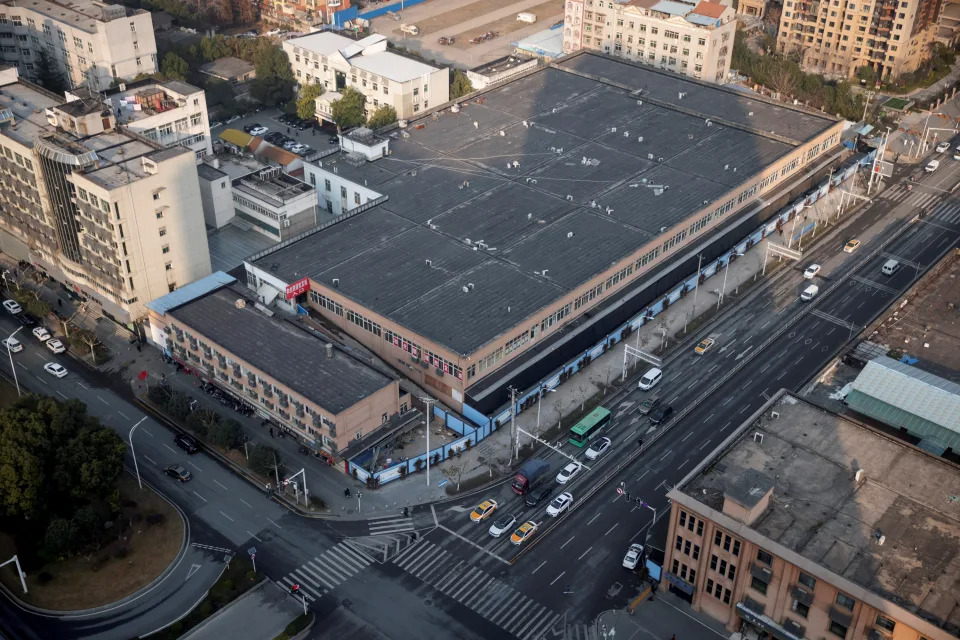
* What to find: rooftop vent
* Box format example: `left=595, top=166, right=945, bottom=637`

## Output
left=332, top=278, right=339, bottom=287
left=567, top=231, right=574, bottom=238
left=425, top=259, right=432, bottom=267
left=855, top=468, right=866, bottom=482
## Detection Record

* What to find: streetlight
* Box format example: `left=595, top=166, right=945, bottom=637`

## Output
left=684, top=254, right=704, bottom=334
left=535, top=387, right=555, bottom=436
left=419, top=396, right=435, bottom=487
left=5, top=326, right=23, bottom=396
left=718, top=251, right=744, bottom=308
left=128, top=417, right=148, bottom=490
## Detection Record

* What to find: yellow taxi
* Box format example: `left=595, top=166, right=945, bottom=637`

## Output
left=511, top=520, right=539, bottom=545
left=694, top=337, right=716, bottom=355
left=470, top=499, right=499, bottom=522
left=843, top=239, right=861, bottom=253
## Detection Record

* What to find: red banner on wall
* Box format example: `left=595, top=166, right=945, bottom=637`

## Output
left=285, top=277, right=310, bottom=300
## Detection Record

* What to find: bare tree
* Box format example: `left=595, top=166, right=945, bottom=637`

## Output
left=442, top=460, right=466, bottom=491
left=553, top=398, right=564, bottom=431
left=577, top=385, right=588, bottom=411
left=769, top=67, right=799, bottom=99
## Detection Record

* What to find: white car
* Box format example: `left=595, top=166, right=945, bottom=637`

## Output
left=556, top=462, right=582, bottom=485
left=488, top=513, right=516, bottom=538
left=546, top=492, right=573, bottom=517
left=623, top=543, right=644, bottom=569
left=3, top=299, right=22, bottom=314
left=46, top=338, right=65, bottom=354
left=926, top=159, right=940, bottom=172
left=803, top=264, right=821, bottom=279
left=32, top=327, right=51, bottom=341
left=3, top=337, right=22, bottom=353
left=248, top=126, right=268, bottom=136
left=585, top=436, right=611, bottom=461
left=43, top=362, right=67, bottom=378
left=936, top=141, right=951, bottom=153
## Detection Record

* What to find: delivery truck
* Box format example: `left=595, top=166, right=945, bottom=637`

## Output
left=511, top=459, right=551, bottom=495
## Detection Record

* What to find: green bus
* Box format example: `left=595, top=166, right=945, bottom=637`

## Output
left=569, top=407, right=611, bottom=447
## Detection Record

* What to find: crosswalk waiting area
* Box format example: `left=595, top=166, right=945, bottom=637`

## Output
left=276, top=541, right=374, bottom=602
left=393, top=539, right=560, bottom=640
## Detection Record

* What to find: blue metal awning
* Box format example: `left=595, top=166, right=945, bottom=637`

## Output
left=858, top=124, right=875, bottom=135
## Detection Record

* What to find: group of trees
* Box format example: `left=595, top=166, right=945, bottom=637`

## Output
left=140, top=0, right=256, bottom=29
left=324, top=86, right=398, bottom=131
left=732, top=32, right=864, bottom=121
left=147, top=387, right=243, bottom=450
left=0, top=396, right=126, bottom=561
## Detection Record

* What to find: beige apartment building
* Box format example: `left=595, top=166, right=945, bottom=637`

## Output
left=283, top=32, right=449, bottom=121
left=0, top=66, right=210, bottom=326
left=146, top=274, right=407, bottom=458
left=776, top=0, right=942, bottom=79
left=663, top=391, right=960, bottom=640
left=0, top=0, right=157, bottom=91
left=562, top=0, right=738, bottom=84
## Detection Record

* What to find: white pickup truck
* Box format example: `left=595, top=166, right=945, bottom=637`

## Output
left=400, top=23, right=420, bottom=35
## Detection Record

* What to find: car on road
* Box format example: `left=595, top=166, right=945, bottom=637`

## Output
left=32, top=326, right=50, bottom=341
left=3, top=299, right=22, bottom=314
left=510, top=520, right=538, bottom=545
left=45, top=338, right=65, bottom=354
left=524, top=486, right=552, bottom=508
left=694, top=337, right=716, bottom=354
left=622, top=543, right=644, bottom=569
left=175, top=433, right=199, bottom=454
left=556, top=462, right=582, bottom=485
left=803, top=264, right=821, bottom=279
left=488, top=513, right=516, bottom=537
left=470, top=499, right=498, bottom=522
left=936, top=141, right=951, bottom=153
left=585, top=436, right=611, bottom=460
left=164, top=464, right=192, bottom=482
left=546, top=492, right=573, bottom=517
left=800, top=284, right=819, bottom=301
left=649, top=404, right=674, bottom=425
left=926, top=159, right=940, bottom=172
left=843, top=239, right=861, bottom=253
left=15, top=313, right=36, bottom=328
left=637, top=396, right=661, bottom=416
left=43, top=362, right=67, bottom=378
left=3, top=337, right=22, bottom=352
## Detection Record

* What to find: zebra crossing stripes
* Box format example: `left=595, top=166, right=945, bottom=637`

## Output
left=367, top=513, right=416, bottom=535
left=880, top=186, right=941, bottom=209
left=393, top=539, right=560, bottom=640
left=275, top=541, right=374, bottom=603
left=930, top=202, right=960, bottom=225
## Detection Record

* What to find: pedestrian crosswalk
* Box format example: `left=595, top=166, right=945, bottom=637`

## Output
left=880, top=185, right=942, bottom=209
left=393, top=539, right=559, bottom=640
left=367, top=513, right=416, bottom=535
left=928, top=201, right=960, bottom=225
left=276, top=541, right=374, bottom=602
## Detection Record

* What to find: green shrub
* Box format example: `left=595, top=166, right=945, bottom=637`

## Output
left=284, top=613, right=312, bottom=636
left=198, top=600, right=213, bottom=617
left=207, top=419, right=243, bottom=450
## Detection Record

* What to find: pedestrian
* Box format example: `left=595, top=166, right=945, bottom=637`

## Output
left=57, top=298, right=62, bottom=307
left=269, top=427, right=274, bottom=438
left=670, top=635, right=676, bottom=640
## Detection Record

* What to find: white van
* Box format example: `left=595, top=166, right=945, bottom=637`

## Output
left=800, top=284, right=818, bottom=301
left=881, top=259, right=901, bottom=276
left=638, top=367, right=663, bottom=391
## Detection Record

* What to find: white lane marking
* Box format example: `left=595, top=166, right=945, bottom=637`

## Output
left=721, top=422, right=732, bottom=431
left=143, top=454, right=157, bottom=465
left=213, top=479, right=229, bottom=491
left=636, top=469, right=649, bottom=482
left=677, top=460, right=688, bottom=471
left=721, top=397, right=733, bottom=406
left=163, top=443, right=177, bottom=453
left=220, top=510, right=234, bottom=522
left=587, top=512, right=603, bottom=525
left=117, top=411, right=129, bottom=420
left=699, top=441, right=710, bottom=451
left=240, top=498, right=253, bottom=509
left=193, top=491, right=207, bottom=502
left=761, top=320, right=771, bottom=329
left=681, top=432, right=693, bottom=442
left=577, top=546, right=593, bottom=560
left=267, top=517, right=282, bottom=529
left=142, top=428, right=154, bottom=437
left=561, top=536, right=575, bottom=549
left=659, top=449, right=672, bottom=461
left=187, top=461, right=202, bottom=471
left=605, top=522, right=620, bottom=536
left=247, top=530, right=263, bottom=542
left=57, top=391, right=68, bottom=399
left=531, top=560, right=547, bottom=575
left=687, top=380, right=698, bottom=390
left=550, top=571, right=565, bottom=586
left=97, top=396, right=108, bottom=405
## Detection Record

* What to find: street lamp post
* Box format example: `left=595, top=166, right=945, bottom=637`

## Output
left=128, top=417, right=148, bottom=490
left=5, top=326, right=23, bottom=396
left=420, top=396, right=435, bottom=487
left=718, top=252, right=744, bottom=309
left=684, top=254, right=704, bottom=334
left=535, top=387, right=555, bottom=436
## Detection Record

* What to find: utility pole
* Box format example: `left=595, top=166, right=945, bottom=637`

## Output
left=685, top=254, right=703, bottom=334
left=420, top=396, right=434, bottom=487
left=509, top=386, right=518, bottom=463
left=5, top=326, right=23, bottom=396
left=128, top=417, right=148, bottom=490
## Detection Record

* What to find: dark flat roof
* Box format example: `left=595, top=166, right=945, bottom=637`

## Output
left=168, top=286, right=394, bottom=415
left=251, top=52, right=840, bottom=356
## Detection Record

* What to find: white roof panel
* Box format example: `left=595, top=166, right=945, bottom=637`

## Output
left=852, top=356, right=960, bottom=433
left=288, top=31, right=439, bottom=83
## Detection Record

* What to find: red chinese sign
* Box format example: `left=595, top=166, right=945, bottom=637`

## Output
left=285, top=277, right=310, bottom=300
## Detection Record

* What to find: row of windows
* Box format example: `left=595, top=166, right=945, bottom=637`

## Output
left=422, top=347, right=462, bottom=380
left=662, top=229, right=686, bottom=253
left=635, top=247, right=660, bottom=269
left=605, top=264, right=633, bottom=290
left=477, top=346, right=504, bottom=375
left=310, top=290, right=344, bottom=316
left=714, top=528, right=742, bottom=555
left=737, top=183, right=759, bottom=205
left=504, top=329, right=531, bottom=356
left=573, top=283, right=603, bottom=310
left=704, top=578, right=732, bottom=603
left=0, top=145, right=33, bottom=172
left=541, top=303, right=572, bottom=333
left=233, top=194, right=282, bottom=220
left=675, top=535, right=701, bottom=560
left=347, top=309, right=382, bottom=338
left=678, top=510, right=705, bottom=535
left=671, top=558, right=696, bottom=585
left=709, top=554, right=737, bottom=580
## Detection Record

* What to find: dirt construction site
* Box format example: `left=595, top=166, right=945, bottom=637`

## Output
left=370, top=0, right=563, bottom=67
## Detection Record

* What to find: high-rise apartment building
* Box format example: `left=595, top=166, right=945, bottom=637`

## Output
left=0, top=0, right=157, bottom=91
left=776, top=0, right=942, bottom=79
left=0, top=66, right=210, bottom=326
left=562, top=0, right=737, bottom=84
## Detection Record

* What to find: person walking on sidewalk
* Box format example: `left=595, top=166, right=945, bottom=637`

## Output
left=269, top=427, right=274, bottom=438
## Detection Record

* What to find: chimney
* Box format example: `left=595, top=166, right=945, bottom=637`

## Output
left=325, top=343, right=333, bottom=358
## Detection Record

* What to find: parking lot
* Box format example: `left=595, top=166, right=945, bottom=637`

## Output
left=210, top=108, right=339, bottom=159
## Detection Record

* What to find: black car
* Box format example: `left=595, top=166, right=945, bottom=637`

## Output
left=175, top=433, right=198, bottom=454
left=293, top=119, right=311, bottom=131
left=649, top=404, right=674, bottom=426
left=328, top=136, right=340, bottom=145
left=265, top=132, right=286, bottom=144
left=524, top=486, right=552, bottom=508
left=164, top=464, right=192, bottom=482
left=15, top=313, right=36, bottom=328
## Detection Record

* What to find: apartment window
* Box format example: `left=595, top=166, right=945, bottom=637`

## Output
left=155, top=210, right=164, bottom=219
left=756, top=549, right=773, bottom=565
left=11, top=15, right=20, bottom=26
left=165, top=262, right=172, bottom=271
left=875, top=615, right=895, bottom=632
left=162, top=245, right=170, bottom=254
left=698, top=37, right=706, bottom=45
left=797, top=572, right=816, bottom=589
left=732, top=540, right=741, bottom=556
left=828, top=621, right=848, bottom=638
left=676, top=535, right=683, bottom=551
left=692, top=544, right=700, bottom=560
left=325, top=179, right=331, bottom=192
left=679, top=511, right=687, bottom=527
left=136, top=57, right=141, bottom=67
left=354, top=192, right=361, bottom=205
left=190, top=113, right=202, bottom=126
left=835, top=593, right=855, bottom=610
left=710, top=554, right=718, bottom=570
left=130, top=21, right=137, bottom=31
left=340, top=186, right=347, bottom=198
left=414, top=104, right=420, bottom=112
left=792, top=599, right=810, bottom=617
left=751, top=576, right=768, bottom=595
left=158, top=227, right=167, bottom=237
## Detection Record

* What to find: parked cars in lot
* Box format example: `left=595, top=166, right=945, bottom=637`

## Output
left=649, top=404, right=674, bottom=425
left=265, top=132, right=287, bottom=145
left=244, top=124, right=269, bottom=136
left=803, top=263, right=821, bottom=279
left=46, top=338, right=65, bottom=354
left=3, top=299, right=22, bottom=314
left=510, top=520, right=538, bottom=545
left=556, top=462, right=582, bottom=485
left=175, top=433, right=199, bottom=453
left=585, top=436, right=611, bottom=460
left=470, top=499, right=498, bottom=522
left=164, top=464, right=192, bottom=482
left=843, top=239, right=860, bottom=253
left=32, top=327, right=50, bottom=341
left=43, top=362, right=67, bottom=378
left=3, top=337, right=22, bottom=352
left=226, top=115, right=241, bottom=124
left=488, top=513, right=516, bottom=538
left=282, top=140, right=299, bottom=150
left=622, top=543, right=644, bottom=569
left=546, top=492, right=573, bottom=517
left=694, top=337, right=715, bottom=354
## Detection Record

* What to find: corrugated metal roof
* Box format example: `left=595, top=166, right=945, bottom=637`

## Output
left=686, top=14, right=718, bottom=25
left=219, top=128, right=253, bottom=148
left=851, top=356, right=960, bottom=433
left=145, top=271, right=237, bottom=315
left=845, top=390, right=960, bottom=452
left=650, top=0, right=695, bottom=15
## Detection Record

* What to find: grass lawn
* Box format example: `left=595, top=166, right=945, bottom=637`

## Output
left=883, top=97, right=912, bottom=110
left=0, top=473, right=184, bottom=611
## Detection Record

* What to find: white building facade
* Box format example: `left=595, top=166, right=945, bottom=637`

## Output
left=0, top=0, right=157, bottom=91
left=283, top=32, right=449, bottom=121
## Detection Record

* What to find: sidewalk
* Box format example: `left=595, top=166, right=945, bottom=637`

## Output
left=181, top=580, right=306, bottom=640
left=596, top=591, right=730, bottom=640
